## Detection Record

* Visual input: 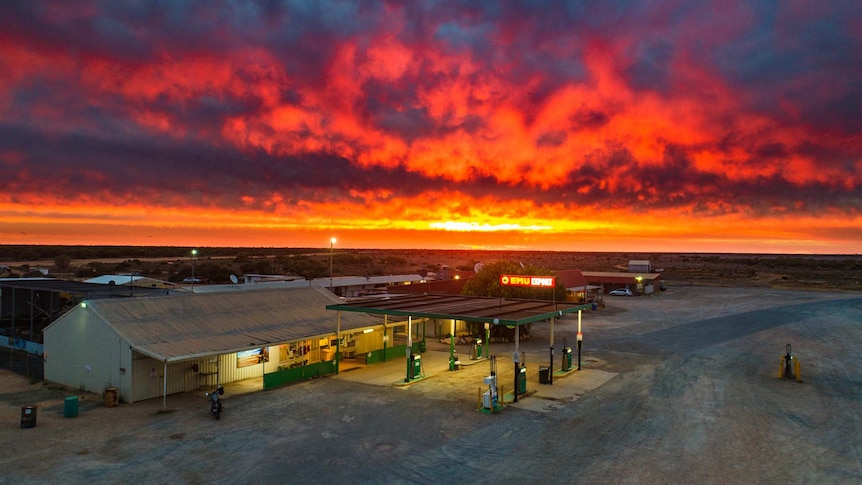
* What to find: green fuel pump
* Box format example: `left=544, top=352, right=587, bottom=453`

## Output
left=518, top=364, right=527, bottom=394
left=409, top=353, right=422, bottom=379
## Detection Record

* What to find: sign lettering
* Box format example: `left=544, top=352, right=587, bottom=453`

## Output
left=500, top=275, right=556, bottom=288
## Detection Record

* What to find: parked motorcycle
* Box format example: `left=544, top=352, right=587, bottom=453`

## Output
left=205, top=385, right=224, bottom=420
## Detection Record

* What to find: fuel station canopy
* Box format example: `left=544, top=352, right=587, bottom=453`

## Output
left=326, top=293, right=591, bottom=325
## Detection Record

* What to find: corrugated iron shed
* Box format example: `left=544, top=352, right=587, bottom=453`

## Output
left=0, top=277, right=164, bottom=298
left=79, top=286, right=379, bottom=362
left=327, top=294, right=591, bottom=326
left=582, top=271, right=663, bottom=285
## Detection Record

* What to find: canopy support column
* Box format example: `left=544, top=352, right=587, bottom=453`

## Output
left=513, top=325, right=520, bottom=403
left=162, top=361, right=167, bottom=410
left=405, top=316, right=413, bottom=382
left=382, top=315, right=388, bottom=362
left=549, top=316, right=554, bottom=385
left=336, top=311, right=341, bottom=374
left=577, top=310, right=583, bottom=370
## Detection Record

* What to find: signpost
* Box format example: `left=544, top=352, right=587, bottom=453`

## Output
left=500, top=275, right=557, bottom=392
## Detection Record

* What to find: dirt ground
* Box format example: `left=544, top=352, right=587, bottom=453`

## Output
left=1, top=284, right=860, bottom=484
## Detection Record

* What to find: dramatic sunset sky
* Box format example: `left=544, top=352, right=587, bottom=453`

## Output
left=1, top=1, right=860, bottom=253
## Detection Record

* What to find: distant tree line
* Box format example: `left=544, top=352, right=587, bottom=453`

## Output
left=0, top=245, right=326, bottom=262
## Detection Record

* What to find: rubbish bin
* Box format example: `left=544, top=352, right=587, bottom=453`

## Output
left=64, top=396, right=79, bottom=418
left=104, top=387, right=119, bottom=407
left=538, top=366, right=550, bottom=385
left=20, top=405, right=37, bottom=428
left=449, top=353, right=460, bottom=371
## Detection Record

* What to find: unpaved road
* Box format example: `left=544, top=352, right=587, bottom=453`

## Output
left=1, top=286, right=860, bottom=484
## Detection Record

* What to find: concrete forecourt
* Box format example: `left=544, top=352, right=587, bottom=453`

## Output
left=1, top=285, right=860, bottom=483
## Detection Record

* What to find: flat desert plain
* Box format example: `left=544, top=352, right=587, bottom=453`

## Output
left=0, top=285, right=860, bottom=484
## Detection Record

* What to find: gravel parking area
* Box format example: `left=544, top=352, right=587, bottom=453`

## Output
left=1, top=285, right=860, bottom=484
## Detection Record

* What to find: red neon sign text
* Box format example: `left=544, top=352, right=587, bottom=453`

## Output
left=500, top=275, right=556, bottom=287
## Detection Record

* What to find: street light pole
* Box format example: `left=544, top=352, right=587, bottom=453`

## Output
left=329, top=238, right=336, bottom=290
left=191, top=249, right=197, bottom=293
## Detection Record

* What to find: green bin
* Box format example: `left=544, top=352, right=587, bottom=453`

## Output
left=64, top=395, right=79, bottom=418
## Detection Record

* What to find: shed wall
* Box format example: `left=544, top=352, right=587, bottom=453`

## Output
left=44, top=306, right=131, bottom=399
left=130, top=350, right=269, bottom=402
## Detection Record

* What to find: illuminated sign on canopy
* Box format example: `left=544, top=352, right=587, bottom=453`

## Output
left=500, top=275, right=556, bottom=288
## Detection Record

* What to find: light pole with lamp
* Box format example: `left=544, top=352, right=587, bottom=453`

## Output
left=191, top=249, right=198, bottom=293
left=329, top=238, right=336, bottom=290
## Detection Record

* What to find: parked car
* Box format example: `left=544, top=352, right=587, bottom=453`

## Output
left=609, top=288, right=632, bottom=296
left=183, top=277, right=205, bottom=284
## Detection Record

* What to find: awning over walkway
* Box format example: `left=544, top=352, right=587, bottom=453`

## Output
left=326, top=294, right=591, bottom=326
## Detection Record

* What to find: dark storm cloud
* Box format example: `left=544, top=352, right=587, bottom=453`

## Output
left=0, top=123, right=445, bottom=205
left=1, top=0, right=860, bottom=221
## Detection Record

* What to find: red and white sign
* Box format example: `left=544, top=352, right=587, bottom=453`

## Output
left=500, top=275, right=556, bottom=288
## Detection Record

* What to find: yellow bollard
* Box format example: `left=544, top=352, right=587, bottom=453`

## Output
left=795, top=359, right=802, bottom=382
left=778, top=357, right=785, bottom=379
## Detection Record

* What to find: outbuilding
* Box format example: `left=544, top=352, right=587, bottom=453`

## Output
left=582, top=271, right=663, bottom=295
left=43, top=286, right=380, bottom=404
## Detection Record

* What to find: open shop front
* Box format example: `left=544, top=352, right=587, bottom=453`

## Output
left=261, top=316, right=428, bottom=388
left=263, top=335, right=338, bottom=388
left=336, top=315, right=427, bottom=367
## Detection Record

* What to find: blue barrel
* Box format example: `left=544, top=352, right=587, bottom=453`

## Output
left=64, top=396, right=79, bottom=418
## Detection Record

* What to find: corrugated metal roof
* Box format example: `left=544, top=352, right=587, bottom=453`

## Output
left=555, top=269, right=588, bottom=289
left=327, top=294, right=591, bottom=326
left=187, top=274, right=425, bottom=294
left=84, top=286, right=380, bottom=362
left=1, top=277, right=164, bottom=298
left=582, top=272, right=663, bottom=285
left=85, top=275, right=176, bottom=287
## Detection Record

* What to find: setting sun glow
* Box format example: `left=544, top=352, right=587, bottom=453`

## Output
left=1, top=2, right=860, bottom=253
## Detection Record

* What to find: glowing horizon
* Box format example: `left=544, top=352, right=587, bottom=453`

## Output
left=1, top=2, right=860, bottom=255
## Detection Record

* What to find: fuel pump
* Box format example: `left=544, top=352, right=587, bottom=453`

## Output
left=562, top=337, right=572, bottom=372
left=409, top=353, right=422, bottom=379
left=482, top=356, right=499, bottom=410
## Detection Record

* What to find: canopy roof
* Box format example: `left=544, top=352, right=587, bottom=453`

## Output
left=327, top=294, right=591, bottom=326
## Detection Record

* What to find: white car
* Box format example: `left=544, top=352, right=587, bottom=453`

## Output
left=609, top=288, right=632, bottom=296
